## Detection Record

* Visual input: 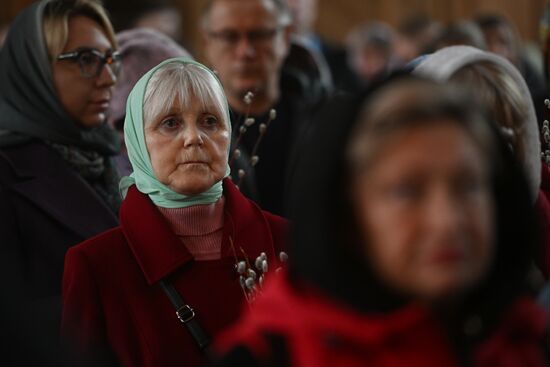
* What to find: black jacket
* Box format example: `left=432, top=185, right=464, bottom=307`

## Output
left=0, top=140, right=118, bottom=335
left=229, top=69, right=327, bottom=216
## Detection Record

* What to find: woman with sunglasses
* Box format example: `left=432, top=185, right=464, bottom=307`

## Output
left=0, top=0, right=121, bottom=337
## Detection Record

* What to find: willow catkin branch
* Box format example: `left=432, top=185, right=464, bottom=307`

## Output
left=249, top=109, right=277, bottom=166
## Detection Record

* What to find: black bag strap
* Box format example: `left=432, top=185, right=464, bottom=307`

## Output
left=159, top=280, right=211, bottom=353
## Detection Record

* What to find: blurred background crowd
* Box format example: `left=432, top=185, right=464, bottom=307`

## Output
left=4, top=0, right=550, bottom=366
left=2, top=0, right=550, bottom=93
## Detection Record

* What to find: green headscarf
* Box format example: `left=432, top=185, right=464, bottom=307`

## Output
left=119, top=58, right=232, bottom=208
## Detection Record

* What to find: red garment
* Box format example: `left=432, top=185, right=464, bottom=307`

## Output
left=157, top=197, right=225, bottom=260
left=61, top=179, right=287, bottom=367
left=215, top=275, right=549, bottom=367
left=537, top=162, right=550, bottom=276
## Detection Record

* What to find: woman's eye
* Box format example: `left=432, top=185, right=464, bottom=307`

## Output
left=203, top=115, right=218, bottom=126
left=78, top=52, right=97, bottom=66
left=159, top=117, right=181, bottom=130
left=455, top=176, right=485, bottom=197
left=388, top=183, right=421, bottom=201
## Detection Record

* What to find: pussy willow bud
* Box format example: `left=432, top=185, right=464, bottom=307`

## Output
left=245, top=118, right=255, bottom=127
left=259, top=123, right=267, bottom=134
left=236, top=261, right=246, bottom=274
left=244, top=91, right=254, bottom=104
left=238, top=169, right=246, bottom=178
left=239, top=126, right=247, bottom=134
left=251, top=156, right=259, bottom=166
left=245, top=277, right=255, bottom=289
left=269, top=108, right=277, bottom=120
left=255, top=257, right=263, bottom=270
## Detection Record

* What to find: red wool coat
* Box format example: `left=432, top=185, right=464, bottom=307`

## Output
left=215, top=275, right=549, bottom=367
left=61, top=179, right=287, bottom=367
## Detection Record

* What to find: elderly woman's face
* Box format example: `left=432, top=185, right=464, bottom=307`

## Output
left=52, top=15, right=117, bottom=128
left=353, top=122, right=494, bottom=301
left=144, top=95, right=230, bottom=195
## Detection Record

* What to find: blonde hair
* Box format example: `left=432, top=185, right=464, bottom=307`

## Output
left=143, top=62, right=230, bottom=129
left=42, top=0, right=116, bottom=63
left=450, top=61, right=528, bottom=160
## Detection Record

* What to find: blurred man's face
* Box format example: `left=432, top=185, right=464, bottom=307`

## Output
left=352, top=46, right=390, bottom=82
left=483, top=25, right=517, bottom=63
left=203, top=0, right=290, bottom=105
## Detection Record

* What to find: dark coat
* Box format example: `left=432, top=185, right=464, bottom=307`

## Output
left=318, top=38, right=361, bottom=93
left=61, top=179, right=287, bottom=367
left=537, top=162, right=550, bottom=276
left=229, top=70, right=324, bottom=216
left=0, top=140, right=118, bottom=332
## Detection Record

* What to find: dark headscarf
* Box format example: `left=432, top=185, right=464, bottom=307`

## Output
left=287, top=74, right=539, bottom=340
left=0, top=0, right=119, bottom=155
left=0, top=0, right=121, bottom=211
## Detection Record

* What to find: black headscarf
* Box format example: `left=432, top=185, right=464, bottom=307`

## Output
left=287, top=74, right=539, bottom=339
left=0, top=0, right=119, bottom=155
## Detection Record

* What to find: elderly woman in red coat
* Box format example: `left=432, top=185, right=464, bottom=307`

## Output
left=61, top=58, right=287, bottom=367
left=211, top=76, right=549, bottom=367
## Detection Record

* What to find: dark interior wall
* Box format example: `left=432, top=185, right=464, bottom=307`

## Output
left=2, top=0, right=548, bottom=54
left=314, top=0, right=547, bottom=43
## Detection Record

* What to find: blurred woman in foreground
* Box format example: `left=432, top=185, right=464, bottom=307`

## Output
left=211, top=76, right=548, bottom=366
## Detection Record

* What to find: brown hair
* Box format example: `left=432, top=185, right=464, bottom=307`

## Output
left=449, top=61, right=527, bottom=161
left=42, top=0, right=116, bottom=63
left=348, top=78, right=497, bottom=174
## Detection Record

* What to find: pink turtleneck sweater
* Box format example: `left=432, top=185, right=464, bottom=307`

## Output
left=157, top=197, right=225, bottom=261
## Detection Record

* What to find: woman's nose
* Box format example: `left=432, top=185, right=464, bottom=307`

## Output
left=426, top=188, right=463, bottom=234
left=183, top=124, right=204, bottom=147
left=96, top=64, right=117, bottom=87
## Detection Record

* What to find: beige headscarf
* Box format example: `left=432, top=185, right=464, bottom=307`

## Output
left=413, top=45, right=541, bottom=200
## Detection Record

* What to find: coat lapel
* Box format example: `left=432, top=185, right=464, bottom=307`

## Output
left=120, top=186, right=194, bottom=285
left=221, top=179, right=278, bottom=264
left=120, top=179, right=280, bottom=285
